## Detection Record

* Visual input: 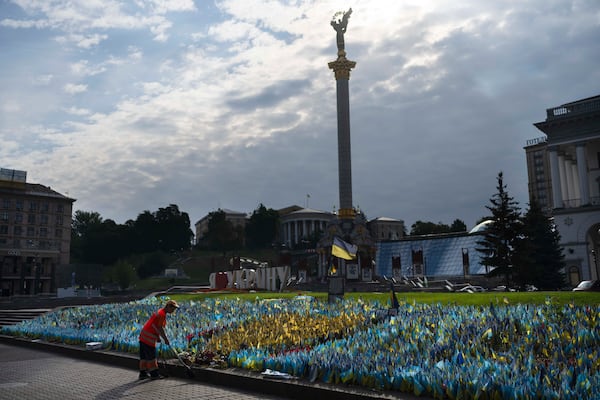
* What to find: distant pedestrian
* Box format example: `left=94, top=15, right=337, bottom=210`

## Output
left=138, top=299, right=179, bottom=380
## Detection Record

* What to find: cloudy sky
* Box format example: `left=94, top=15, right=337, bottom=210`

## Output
left=1, top=0, right=599, bottom=231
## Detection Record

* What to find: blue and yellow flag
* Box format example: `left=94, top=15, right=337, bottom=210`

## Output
left=332, top=236, right=357, bottom=260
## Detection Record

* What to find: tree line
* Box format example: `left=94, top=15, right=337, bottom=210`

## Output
left=70, top=204, right=194, bottom=289
left=71, top=173, right=566, bottom=291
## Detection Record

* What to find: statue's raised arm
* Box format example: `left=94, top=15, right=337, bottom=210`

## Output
left=331, top=8, right=352, bottom=52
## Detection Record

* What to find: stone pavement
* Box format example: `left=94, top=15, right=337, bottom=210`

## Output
left=0, top=338, right=418, bottom=400
left=0, top=342, right=293, bottom=400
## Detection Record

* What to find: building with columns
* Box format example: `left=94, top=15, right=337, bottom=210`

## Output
left=280, top=207, right=335, bottom=248
left=526, top=95, right=600, bottom=284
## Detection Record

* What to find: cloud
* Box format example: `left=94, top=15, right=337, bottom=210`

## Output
left=64, top=107, right=91, bottom=116
left=1, top=0, right=194, bottom=43
left=55, top=33, right=108, bottom=48
left=63, top=83, right=88, bottom=94
left=2, top=0, right=599, bottom=229
left=70, top=60, right=106, bottom=76
left=32, top=74, right=54, bottom=86
left=0, top=18, right=49, bottom=29
left=226, top=79, right=311, bottom=111
left=1, top=100, right=21, bottom=113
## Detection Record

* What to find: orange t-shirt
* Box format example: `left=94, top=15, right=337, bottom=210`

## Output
left=139, top=308, right=166, bottom=347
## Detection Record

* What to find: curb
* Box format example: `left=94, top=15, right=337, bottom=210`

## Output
left=0, top=334, right=417, bottom=400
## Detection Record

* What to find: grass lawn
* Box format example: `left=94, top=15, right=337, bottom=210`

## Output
left=167, top=290, right=600, bottom=306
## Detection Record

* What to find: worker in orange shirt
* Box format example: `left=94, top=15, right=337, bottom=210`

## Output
left=138, top=299, right=179, bottom=380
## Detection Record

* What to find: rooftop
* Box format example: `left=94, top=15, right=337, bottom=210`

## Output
left=544, top=94, right=600, bottom=121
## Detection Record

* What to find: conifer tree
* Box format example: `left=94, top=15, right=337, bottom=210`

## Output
left=513, top=199, right=566, bottom=290
left=476, top=172, right=522, bottom=288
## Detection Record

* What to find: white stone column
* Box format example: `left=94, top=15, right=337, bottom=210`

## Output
left=576, top=142, right=590, bottom=205
left=558, top=153, right=569, bottom=203
left=566, top=159, right=577, bottom=204
left=293, top=221, right=299, bottom=246
left=570, top=162, right=580, bottom=206
left=548, top=148, right=563, bottom=208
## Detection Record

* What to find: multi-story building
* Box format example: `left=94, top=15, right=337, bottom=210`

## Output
left=524, top=136, right=552, bottom=211
left=194, top=208, right=248, bottom=243
left=526, top=95, right=600, bottom=284
left=0, top=168, right=75, bottom=296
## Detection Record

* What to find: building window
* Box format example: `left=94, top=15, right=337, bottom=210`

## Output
left=16, top=200, right=23, bottom=211
left=27, top=214, right=36, bottom=224
left=27, top=227, right=34, bottom=237
left=2, top=199, right=10, bottom=209
left=56, top=215, right=63, bottom=226
left=14, top=226, right=22, bottom=236
left=55, top=228, right=62, bottom=238
left=13, top=239, right=20, bottom=249
left=29, top=201, right=38, bottom=212
left=40, top=214, right=49, bottom=225
left=0, top=225, right=8, bottom=235
left=41, top=202, right=49, bottom=212
left=56, top=204, right=64, bottom=213
left=40, top=227, right=48, bottom=237
left=0, top=212, right=8, bottom=222
left=15, top=213, right=23, bottom=223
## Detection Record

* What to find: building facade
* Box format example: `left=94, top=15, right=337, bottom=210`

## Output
left=0, top=169, right=74, bottom=296
left=367, top=217, right=405, bottom=241
left=376, top=231, right=487, bottom=280
left=194, top=208, right=248, bottom=243
left=280, top=207, right=335, bottom=248
left=524, top=136, right=553, bottom=211
left=526, top=95, right=600, bottom=284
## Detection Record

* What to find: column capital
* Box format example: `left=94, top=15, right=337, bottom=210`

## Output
left=338, top=207, right=356, bottom=219
left=328, top=55, right=356, bottom=80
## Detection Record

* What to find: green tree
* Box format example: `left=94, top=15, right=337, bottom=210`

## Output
left=131, top=211, right=160, bottom=253
left=71, top=210, right=103, bottom=262
left=513, top=199, right=566, bottom=290
left=245, top=204, right=280, bottom=248
left=205, top=210, right=243, bottom=255
left=137, top=251, right=168, bottom=279
left=155, top=204, right=194, bottom=252
left=131, top=205, right=193, bottom=254
left=81, top=219, right=128, bottom=265
left=71, top=204, right=193, bottom=267
left=410, top=220, right=451, bottom=235
left=72, top=263, right=104, bottom=289
left=476, top=172, right=522, bottom=288
left=112, top=260, right=136, bottom=290
left=450, top=219, right=467, bottom=232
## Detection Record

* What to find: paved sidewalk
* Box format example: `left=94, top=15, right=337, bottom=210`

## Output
left=0, top=342, right=288, bottom=400
left=0, top=339, right=416, bottom=400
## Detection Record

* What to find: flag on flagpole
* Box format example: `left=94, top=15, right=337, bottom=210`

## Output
left=332, top=236, right=357, bottom=260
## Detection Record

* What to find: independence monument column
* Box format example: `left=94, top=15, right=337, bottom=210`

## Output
left=328, top=8, right=356, bottom=220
